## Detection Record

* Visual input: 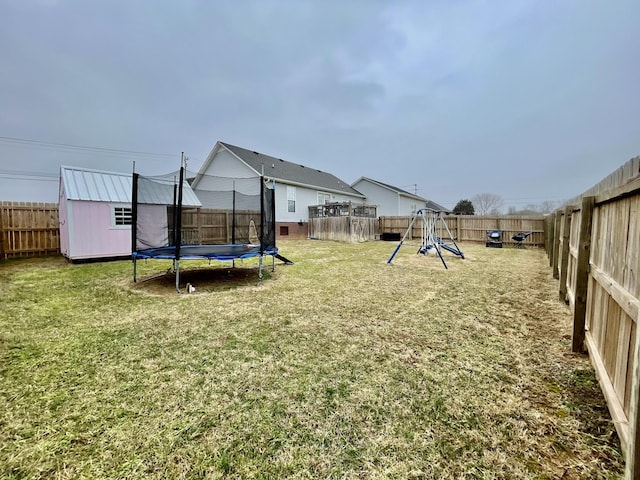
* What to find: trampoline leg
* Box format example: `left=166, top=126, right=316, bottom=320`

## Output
left=133, top=256, right=137, bottom=282
left=258, top=255, right=263, bottom=280
left=272, top=254, right=275, bottom=272
left=175, top=260, right=181, bottom=293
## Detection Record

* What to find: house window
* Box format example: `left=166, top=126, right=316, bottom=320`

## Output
left=113, top=206, right=132, bottom=227
left=287, top=186, right=296, bottom=213
left=317, top=192, right=331, bottom=205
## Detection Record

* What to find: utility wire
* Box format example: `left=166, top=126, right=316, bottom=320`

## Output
left=0, top=169, right=58, bottom=178
left=0, top=135, right=178, bottom=158
left=0, top=175, right=58, bottom=182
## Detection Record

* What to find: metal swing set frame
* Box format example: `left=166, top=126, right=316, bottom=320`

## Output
left=387, top=208, right=464, bottom=269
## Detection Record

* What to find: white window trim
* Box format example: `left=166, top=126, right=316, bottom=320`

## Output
left=317, top=191, right=331, bottom=205
left=111, top=203, right=132, bottom=229
left=287, top=186, right=296, bottom=213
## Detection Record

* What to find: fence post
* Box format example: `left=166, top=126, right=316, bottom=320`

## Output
left=572, top=196, right=594, bottom=353
left=544, top=216, right=548, bottom=257
left=546, top=215, right=553, bottom=260
left=225, top=211, right=231, bottom=243
left=548, top=213, right=555, bottom=267
left=627, top=309, right=640, bottom=479
left=559, top=205, right=572, bottom=302
left=0, top=205, right=5, bottom=259
left=456, top=215, right=461, bottom=241
left=552, top=211, right=562, bottom=278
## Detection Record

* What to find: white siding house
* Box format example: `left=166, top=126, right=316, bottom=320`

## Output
left=351, top=177, right=449, bottom=217
left=193, top=142, right=366, bottom=238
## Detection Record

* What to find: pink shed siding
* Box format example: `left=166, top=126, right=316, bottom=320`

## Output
left=69, top=201, right=131, bottom=259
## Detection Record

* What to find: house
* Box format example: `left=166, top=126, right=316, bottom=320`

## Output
left=350, top=177, right=449, bottom=217
left=193, top=141, right=366, bottom=238
left=59, top=165, right=200, bottom=261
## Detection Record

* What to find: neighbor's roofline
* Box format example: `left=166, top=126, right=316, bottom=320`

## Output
left=191, top=141, right=262, bottom=188
left=352, top=176, right=427, bottom=202
left=265, top=176, right=366, bottom=198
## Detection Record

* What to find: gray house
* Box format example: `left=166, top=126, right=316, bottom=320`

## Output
left=351, top=177, right=449, bottom=217
left=193, top=141, right=366, bottom=238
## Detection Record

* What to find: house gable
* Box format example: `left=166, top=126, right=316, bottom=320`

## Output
left=352, top=177, right=427, bottom=203
left=351, top=177, right=449, bottom=216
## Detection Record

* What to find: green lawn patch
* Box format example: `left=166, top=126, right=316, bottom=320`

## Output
left=0, top=241, right=623, bottom=479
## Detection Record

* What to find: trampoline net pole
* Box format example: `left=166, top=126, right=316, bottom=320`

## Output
left=131, top=172, right=139, bottom=282
left=175, top=166, right=184, bottom=261
left=260, top=178, right=265, bottom=255
left=232, top=182, right=236, bottom=244
left=172, top=182, right=178, bottom=246
left=131, top=172, right=138, bottom=255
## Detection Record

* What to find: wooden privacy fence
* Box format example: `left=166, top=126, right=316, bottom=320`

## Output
left=309, top=216, right=378, bottom=243
left=170, top=208, right=263, bottom=245
left=547, top=156, right=640, bottom=478
left=308, top=203, right=378, bottom=243
left=0, top=202, right=59, bottom=259
left=379, top=214, right=545, bottom=246
left=0, top=204, right=263, bottom=259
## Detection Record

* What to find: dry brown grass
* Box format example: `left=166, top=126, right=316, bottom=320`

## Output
left=0, top=240, right=624, bottom=479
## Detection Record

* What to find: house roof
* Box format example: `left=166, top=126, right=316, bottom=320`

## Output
left=352, top=176, right=427, bottom=201
left=425, top=200, right=450, bottom=213
left=217, top=142, right=365, bottom=197
left=60, top=165, right=200, bottom=206
left=353, top=176, right=450, bottom=212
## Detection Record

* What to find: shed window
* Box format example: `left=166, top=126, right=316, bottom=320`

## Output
left=113, top=206, right=132, bottom=226
left=287, top=186, right=296, bottom=213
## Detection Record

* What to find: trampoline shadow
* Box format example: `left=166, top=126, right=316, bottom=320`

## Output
left=133, top=266, right=269, bottom=295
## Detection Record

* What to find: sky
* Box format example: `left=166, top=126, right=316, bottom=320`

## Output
left=1, top=0, right=638, bottom=211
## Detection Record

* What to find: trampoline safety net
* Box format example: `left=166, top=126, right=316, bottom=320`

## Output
left=132, top=168, right=277, bottom=259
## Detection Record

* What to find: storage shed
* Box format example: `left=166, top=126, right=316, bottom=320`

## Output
left=59, top=165, right=200, bottom=261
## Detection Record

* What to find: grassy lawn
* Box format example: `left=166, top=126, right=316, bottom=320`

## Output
left=0, top=240, right=624, bottom=479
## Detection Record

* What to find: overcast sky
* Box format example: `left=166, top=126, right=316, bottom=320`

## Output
left=1, top=0, right=638, bottom=210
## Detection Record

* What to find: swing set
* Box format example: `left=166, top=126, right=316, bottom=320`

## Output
left=387, top=208, right=464, bottom=269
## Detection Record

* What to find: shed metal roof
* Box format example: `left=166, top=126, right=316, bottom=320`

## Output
left=220, top=142, right=365, bottom=197
left=60, top=166, right=200, bottom=206
left=61, top=165, right=131, bottom=202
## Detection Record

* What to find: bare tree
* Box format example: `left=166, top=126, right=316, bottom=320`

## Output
left=507, top=200, right=563, bottom=215
left=472, top=192, right=504, bottom=215
left=538, top=200, right=562, bottom=214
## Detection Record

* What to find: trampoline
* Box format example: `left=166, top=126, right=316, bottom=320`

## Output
left=134, top=244, right=278, bottom=261
left=132, top=159, right=283, bottom=292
